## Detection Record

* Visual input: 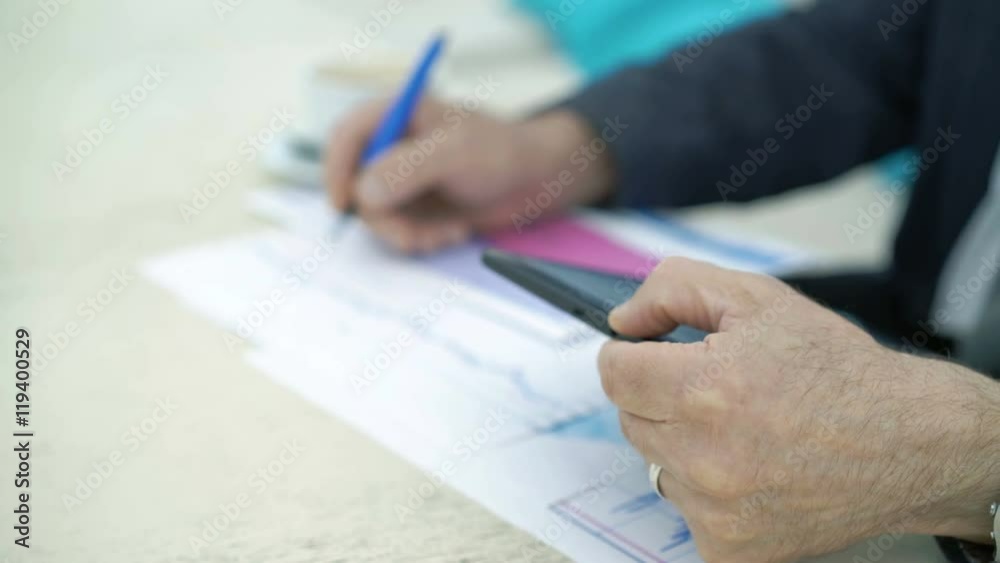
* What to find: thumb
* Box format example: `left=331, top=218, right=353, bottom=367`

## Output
left=608, top=257, right=751, bottom=339
left=356, top=139, right=449, bottom=213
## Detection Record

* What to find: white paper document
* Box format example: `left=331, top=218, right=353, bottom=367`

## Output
left=142, top=188, right=808, bottom=562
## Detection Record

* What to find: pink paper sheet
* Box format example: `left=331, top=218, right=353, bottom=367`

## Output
left=488, top=217, right=651, bottom=278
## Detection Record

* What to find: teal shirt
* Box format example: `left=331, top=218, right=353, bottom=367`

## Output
left=512, top=0, right=781, bottom=79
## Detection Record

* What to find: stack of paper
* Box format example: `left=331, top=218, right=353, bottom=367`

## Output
left=143, top=187, right=807, bottom=562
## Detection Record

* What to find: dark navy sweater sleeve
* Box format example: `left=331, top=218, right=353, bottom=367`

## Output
left=559, top=0, right=928, bottom=208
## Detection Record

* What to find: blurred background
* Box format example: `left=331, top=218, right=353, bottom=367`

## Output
left=0, top=0, right=917, bottom=561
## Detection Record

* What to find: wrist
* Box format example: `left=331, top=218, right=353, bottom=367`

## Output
left=902, top=355, right=1000, bottom=543
left=516, top=110, right=616, bottom=207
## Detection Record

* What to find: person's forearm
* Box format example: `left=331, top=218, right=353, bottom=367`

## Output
left=558, top=0, right=926, bottom=208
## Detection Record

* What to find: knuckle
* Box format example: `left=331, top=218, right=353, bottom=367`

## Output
left=699, top=512, right=733, bottom=541
left=726, top=284, right=759, bottom=312
left=651, top=256, right=692, bottom=280
left=751, top=270, right=788, bottom=294
left=685, top=457, right=752, bottom=500
left=661, top=255, right=697, bottom=270
left=679, top=365, right=741, bottom=420
left=618, top=412, right=658, bottom=460
left=681, top=385, right=732, bottom=419
left=689, top=510, right=755, bottom=559
left=368, top=163, right=407, bottom=196
left=600, top=345, right=662, bottom=413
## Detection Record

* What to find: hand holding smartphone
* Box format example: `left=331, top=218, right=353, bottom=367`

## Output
left=482, top=249, right=708, bottom=344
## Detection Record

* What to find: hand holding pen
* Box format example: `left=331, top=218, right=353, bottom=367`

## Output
left=324, top=35, right=616, bottom=253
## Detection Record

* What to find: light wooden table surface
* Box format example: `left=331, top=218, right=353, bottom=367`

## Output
left=0, top=1, right=945, bottom=561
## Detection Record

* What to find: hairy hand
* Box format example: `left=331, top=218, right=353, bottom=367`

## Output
left=326, top=99, right=614, bottom=253
left=598, top=257, right=1000, bottom=562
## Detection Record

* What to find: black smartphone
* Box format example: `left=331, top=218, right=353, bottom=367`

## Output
left=482, top=249, right=707, bottom=344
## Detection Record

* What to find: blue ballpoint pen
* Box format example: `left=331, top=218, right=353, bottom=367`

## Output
left=331, top=33, right=446, bottom=237
left=361, top=34, right=446, bottom=165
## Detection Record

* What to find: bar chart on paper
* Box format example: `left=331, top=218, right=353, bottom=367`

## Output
left=142, top=187, right=805, bottom=562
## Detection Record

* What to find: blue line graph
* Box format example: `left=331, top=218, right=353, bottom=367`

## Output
left=542, top=407, right=626, bottom=444
left=254, top=239, right=608, bottom=432
left=551, top=483, right=697, bottom=562
left=551, top=503, right=647, bottom=563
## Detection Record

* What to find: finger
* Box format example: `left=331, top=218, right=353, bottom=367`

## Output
left=598, top=339, right=707, bottom=420
left=325, top=98, right=392, bottom=211
left=620, top=411, right=670, bottom=463
left=355, top=138, right=453, bottom=213
left=650, top=463, right=687, bottom=504
left=619, top=412, right=727, bottom=512
left=608, top=257, right=761, bottom=339
left=363, top=213, right=472, bottom=254
left=618, top=411, right=690, bottom=495
left=654, top=462, right=692, bottom=505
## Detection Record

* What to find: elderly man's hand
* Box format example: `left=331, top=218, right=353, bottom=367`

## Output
left=598, top=257, right=1000, bottom=563
left=326, top=100, right=614, bottom=253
